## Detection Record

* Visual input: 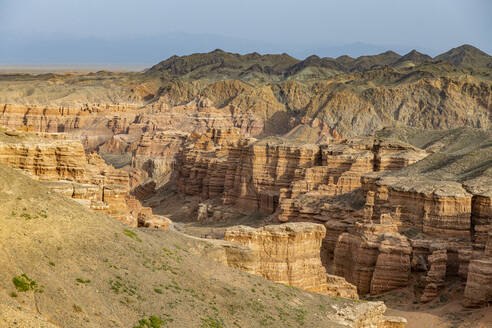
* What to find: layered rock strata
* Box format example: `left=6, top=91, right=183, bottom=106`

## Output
left=277, top=139, right=427, bottom=222
left=334, top=213, right=412, bottom=295
left=0, top=130, right=163, bottom=228
left=194, top=225, right=407, bottom=327
left=420, top=247, right=448, bottom=302
left=223, top=222, right=359, bottom=299
left=0, top=102, right=265, bottom=152
left=464, top=227, right=492, bottom=307
left=463, top=178, right=492, bottom=247
left=362, top=175, right=473, bottom=239
left=173, top=128, right=427, bottom=217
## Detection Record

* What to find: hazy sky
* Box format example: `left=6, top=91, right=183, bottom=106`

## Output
left=0, top=0, right=491, bottom=64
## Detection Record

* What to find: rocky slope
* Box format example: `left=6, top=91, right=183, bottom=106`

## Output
left=0, top=163, right=406, bottom=328
left=145, top=45, right=492, bottom=81
left=5, top=72, right=489, bottom=139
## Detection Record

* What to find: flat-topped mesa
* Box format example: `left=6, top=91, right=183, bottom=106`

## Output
left=290, top=138, right=427, bottom=199
left=373, top=138, right=427, bottom=171
left=0, top=130, right=164, bottom=228
left=224, top=222, right=358, bottom=299
left=334, top=213, right=412, bottom=295
left=277, top=138, right=427, bottom=222
left=362, top=175, right=473, bottom=239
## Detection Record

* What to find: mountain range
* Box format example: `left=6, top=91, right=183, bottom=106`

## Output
left=145, top=44, right=492, bottom=82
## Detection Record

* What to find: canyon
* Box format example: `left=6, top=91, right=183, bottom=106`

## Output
left=0, top=45, right=491, bottom=327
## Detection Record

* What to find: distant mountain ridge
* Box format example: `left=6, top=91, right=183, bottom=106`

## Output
left=434, top=44, right=492, bottom=68
left=145, top=44, right=492, bottom=82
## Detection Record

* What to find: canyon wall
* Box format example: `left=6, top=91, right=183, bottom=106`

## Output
left=170, top=128, right=492, bottom=307
left=173, top=128, right=428, bottom=217
left=361, top=175, right=473, bottom=239
left=0, top=129, right=168, bottom=228
left=329, top=173, right=492, bottom=304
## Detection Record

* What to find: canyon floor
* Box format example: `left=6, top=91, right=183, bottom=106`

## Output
left=0, top=45, right=491, bottom=327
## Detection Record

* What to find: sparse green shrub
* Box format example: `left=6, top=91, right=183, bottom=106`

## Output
left=123, top=229, right=142, bottom=242
left=173, top=244, right=188, bottom=253
left=12, top=274, right=37, bottom=292
left=154, top=288, right=163, bottom=294
left=226, top=303, right=243, bottom=315
left=291, top=307, right=307, bottom=325
left=76, top=278, right=91, bottom=284
left=133, top=315, right=173, bottom=328
left=20, top=213, right=32, bottom=220
left=49, top=261, right=55, bottom=267
left=164, top=280, right=182, bottom=293
left=259, top=314, right=276, bottom=326
left=353, top=299, right=366, bottom=303
left=275, top=305, right=306, bottom=325
left=9, top=291, right=17, bottom=297
left=247, top=299, right=265, bottom=312
left=109, top=277, right=138, bottom=296
left=223, top=287, right=236, bottom=295
left=162, top=247, right=182, bottom=264
left=200, top=316, right=224, bottom=328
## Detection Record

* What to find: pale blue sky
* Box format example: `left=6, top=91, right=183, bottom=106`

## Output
left=0, top=0, right=490, bottom=64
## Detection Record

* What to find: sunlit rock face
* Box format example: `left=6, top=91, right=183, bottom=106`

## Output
left=173, top=128, right=427, bottom=217
left=224, top=222, right=358, bottom=299
left=0, top=130, right=166, bottom=228
left=333, top=213, right=412, bottom=295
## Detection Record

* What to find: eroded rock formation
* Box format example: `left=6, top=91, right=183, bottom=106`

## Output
left=420, top=246, right=447, bottom=302
left=222, top=222, right=359, bottom=299
left=362, top=175, right=473, bottom=239
left=464, top=227, right=492, bottom=307
left=172, top=128, right=427, bottom=218
left=0, top=129, right=164, bottom=228
left=334, top=212, right=412, bottom=295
